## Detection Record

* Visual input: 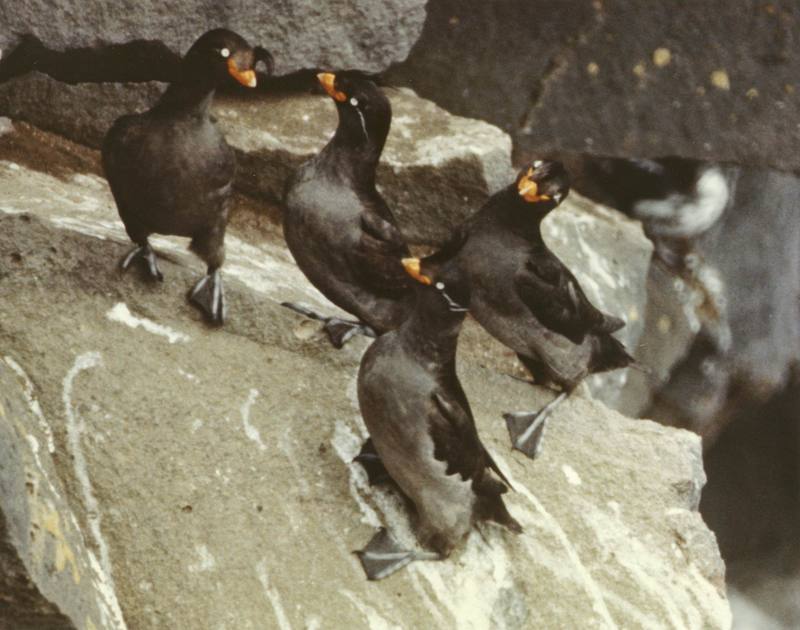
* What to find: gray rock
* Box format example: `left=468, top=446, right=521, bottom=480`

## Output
left=389, top=0, right=800, bottom=173
left=0, top=124, right=731, bottom=629
left=0, top=0, right=427, bottom=74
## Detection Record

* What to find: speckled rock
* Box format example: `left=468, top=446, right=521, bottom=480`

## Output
left=0, top=0, right=426, bottom=74
left=0, top=123, right=731, bottom=630
left=389, top=0, right=800, bottom=173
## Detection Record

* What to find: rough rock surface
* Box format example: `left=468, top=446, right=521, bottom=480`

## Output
left=0, top=0, right=427, bottom=74
left=389, top=0, right=800, bottom=172
left=0, top=123, right=730, bottom=629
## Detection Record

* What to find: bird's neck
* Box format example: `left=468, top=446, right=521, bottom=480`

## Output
left=153, top=79, right=216, bottom=118
left=401, top=289, right=465, bottom=365
left=327, top=133, right=386, bottom=188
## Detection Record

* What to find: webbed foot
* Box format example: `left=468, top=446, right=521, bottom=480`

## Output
left=120, top=244, right=163, bottom=281
left=353, top=438, right=391, bottom=486
left=189, top=269, right=226, bottom=325
left=280, top=302, right=376, bottom=348
left=355, top=528, right=440, bottom=581
left=503, top=391, right=567, bottom=459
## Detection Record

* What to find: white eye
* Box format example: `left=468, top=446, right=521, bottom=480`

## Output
left=435, top=282, right=445, bottom=290
left=220, top=48, right=230, bottom=58
left=350, top=97, right=359, bottom=107
left=554, top=193, right=562, bottom=203
left=533, top=160, right=543, bottom=168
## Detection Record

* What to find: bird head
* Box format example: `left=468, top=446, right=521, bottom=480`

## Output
left=317, top=71, right=391, bottom=147
left=182, top=28, right=272, bottom=89
left=401, top=256, right=469, bottom=313
left=516, top=160, right=571, bottom=206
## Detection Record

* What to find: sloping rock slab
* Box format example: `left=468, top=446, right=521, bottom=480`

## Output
left=0, top=0, right=426, bottom=74
left=0, top=126, right=730, bottom=629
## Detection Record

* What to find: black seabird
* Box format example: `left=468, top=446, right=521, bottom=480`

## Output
left=102, top=28, right=273, bottom=324
left=355, top=258, right=520, bottom=580
left=282, top=72, right=414, bottom=347
left=404, top=160, right=635, bottom=459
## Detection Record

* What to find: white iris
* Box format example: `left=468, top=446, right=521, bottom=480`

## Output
left=221, top=48, right=230, bottom=58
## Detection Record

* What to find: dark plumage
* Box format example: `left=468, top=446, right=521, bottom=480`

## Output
left=282, top=72, right=414, bottom=347
left=406, top=160, right=634, bottom=458
left=355, top=267, right=520, bottom=579
left=102, top=28, right=273, bottom=324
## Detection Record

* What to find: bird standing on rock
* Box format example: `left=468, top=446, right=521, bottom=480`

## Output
left=404, top=160, right=635, bottom=459
left=355, top=259, right=520, bottom=580
left=102, top=28, right=273, bottom=324
left=282, top=72, right=414, bottom=347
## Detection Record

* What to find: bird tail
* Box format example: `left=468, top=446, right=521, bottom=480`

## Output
left=473, top=472, right=522, bottom=534
left=591, top=333, right=636, bottom=373
left=474, top=477, right=523, bottom=534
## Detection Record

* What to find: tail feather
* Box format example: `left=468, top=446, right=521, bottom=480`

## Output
left=592, top=333, right=636, bottom=374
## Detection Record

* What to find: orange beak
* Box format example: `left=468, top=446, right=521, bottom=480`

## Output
left=517, top=168, right=550, bottom=203
left=402, top=257, right=432, bottom=285
left=228, top=57, right=257, bottom=88
left=317, top=72, right=347, bottom=102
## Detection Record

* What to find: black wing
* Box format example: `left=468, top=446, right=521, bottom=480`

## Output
left=429, top=391, right=511, bottom=490
left=514, top=246, right=624, bottom=344
left=347, top=209, right=412, bottom=298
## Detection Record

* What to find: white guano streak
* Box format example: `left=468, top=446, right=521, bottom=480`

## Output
left=105, top=302, right=190, bottom=344
left=63, top=352, right=128, bottom=630
left=256, top=559, right=292, bottom=630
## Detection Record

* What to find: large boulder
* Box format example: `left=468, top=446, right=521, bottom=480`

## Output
left=0, top=0, right=427, bottom=74
left=0, top=123, right=730, bottom=629
left=389, top=0, right=800, bottom=172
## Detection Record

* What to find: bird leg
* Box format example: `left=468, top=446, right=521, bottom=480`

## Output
left=120, top=242, right=163, bottom=281
left=503, top=391, right=569, bottom=459
left=353, top=438, right=391, bottom=486
left=355, top=528, right=441, bottom=581
left=189, top=268, right=226, bottom=325
left=280, top=302, right=376, bottom=348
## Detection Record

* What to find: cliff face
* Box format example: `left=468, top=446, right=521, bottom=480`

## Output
left=0, top=116, right=730, bottom=629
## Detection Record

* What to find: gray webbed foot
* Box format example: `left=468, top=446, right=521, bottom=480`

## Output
left=280, top=302, right=376, bottom=348
left=355, top=528, right=440, bottom=581
left=503, top=411, right=548, bottom=459
left=189, top=269, right=226, bottom=325
left=503, top=391, right=567, bottom=459
left=120, top=244, right=163, bottom=281
left=353, top=438, right=391, bottom=486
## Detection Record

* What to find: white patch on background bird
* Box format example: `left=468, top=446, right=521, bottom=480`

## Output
left=533, top=160, right=543, bottom=168
left=633, top=166, right=729, bottom=237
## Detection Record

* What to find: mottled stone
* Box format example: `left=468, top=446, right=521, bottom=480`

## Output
left=389, top=0, right=800, bottom=172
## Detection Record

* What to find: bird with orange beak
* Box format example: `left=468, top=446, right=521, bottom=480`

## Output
left=354, top=252, right=520, bottom=580
left=402, top=160, right=635, bottom=459
left=281, top=71, right=415, bottom=347
left=103, top=29, right=273, bottom=324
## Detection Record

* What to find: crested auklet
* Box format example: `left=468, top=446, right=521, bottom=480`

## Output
left=404, top=160, right=635, bottom=459
left=355, top=259, right=520, bottom=580
left=102, top=28, right=273, bottom=324
left=281, top=72, right=414, bottom=347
